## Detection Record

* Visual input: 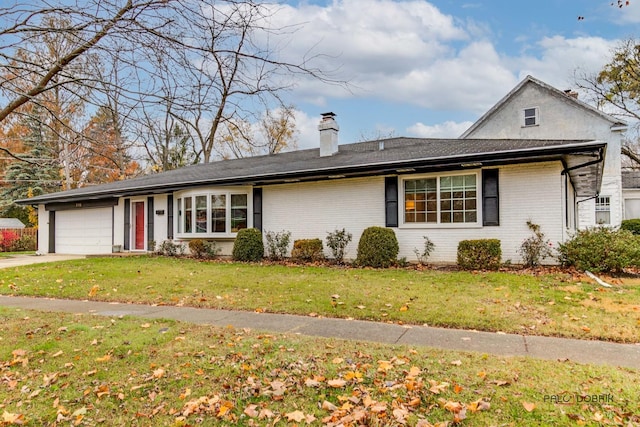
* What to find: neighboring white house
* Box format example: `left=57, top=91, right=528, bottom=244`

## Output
left=461, top=75, right=627, bottom=229
left=0, top=218, right=25, bottom=229
left=17, top=76, right=625, bottom=263
left=622, top=170, right=640, bottom=219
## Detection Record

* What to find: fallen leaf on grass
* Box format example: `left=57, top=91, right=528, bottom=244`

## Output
left=285, top=410, right=305, bottom=422
left=522, top=401, right=536, bottom=412
left=322, top=400, right=337, bottom=411
left=328, top=379, right=347, bottom=388
left=243, top=404, right=259, bottom=418
left=467, top=399, right=491, bottom=412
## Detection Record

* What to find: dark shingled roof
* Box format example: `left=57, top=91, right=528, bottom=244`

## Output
left=18, top=137, right=606, bottom=204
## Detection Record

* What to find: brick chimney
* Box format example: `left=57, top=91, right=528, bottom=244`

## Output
left=564, top=89, right=579, bottom=99
left=319, top=112, right=339, bottom=157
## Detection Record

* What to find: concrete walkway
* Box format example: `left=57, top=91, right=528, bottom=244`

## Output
left=0, top=254, right=85, bottom=269
left=0, top=295, right=638, bottom=370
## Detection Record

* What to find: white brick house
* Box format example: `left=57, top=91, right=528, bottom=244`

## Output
left=19, top=76, right=624, bottom=263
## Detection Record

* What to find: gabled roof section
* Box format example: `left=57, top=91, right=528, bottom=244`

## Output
left=18, top=137, right=607, bottom=204
left=460, top=75, right=627, bottom=138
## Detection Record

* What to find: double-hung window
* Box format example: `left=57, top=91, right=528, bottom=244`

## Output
left=595, top=196, right=610, bottom=225
left=403, top=173, right=478, bottom=225
left=177, top=190, right=249, bottom=237
left=523, top=107, right=539, bottom=126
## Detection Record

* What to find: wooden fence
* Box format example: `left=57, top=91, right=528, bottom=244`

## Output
left=1, top=227, right=37, bottom=238
left=0, top=227, right=37, bottom=251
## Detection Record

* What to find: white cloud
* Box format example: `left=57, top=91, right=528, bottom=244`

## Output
left=513, top=36, right=618, bottom=90
left=407, top=120, right=474, bottom=138
left=253, top=1, right=632, bottom=145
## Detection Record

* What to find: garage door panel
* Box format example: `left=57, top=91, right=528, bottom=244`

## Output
left=55, top=208, right=113, bottom=254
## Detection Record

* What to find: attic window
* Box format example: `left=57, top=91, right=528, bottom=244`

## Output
left=523, top=107, right=539, bottom=127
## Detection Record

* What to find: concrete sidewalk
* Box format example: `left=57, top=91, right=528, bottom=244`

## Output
left=1, top=295, right=638, bottom=370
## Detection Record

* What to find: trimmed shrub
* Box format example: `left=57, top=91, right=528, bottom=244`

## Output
left=557, top=227, right=640, bottom=273
left=457, top=239, right=502, bottom=270
left=620, top=219, right=640, bottom=235
left=264, top=230, right=291, bottom=260
left=188, top=239, right=220, bottom=259
left=325, top=228, right=352, bottom=263
left=188, top=239, right=207, bottom=258
left=291, top=239, right=324, bottom=262
left=356, top=226, right=399, bottom=268
left=232, top=228, right=264, bottom=262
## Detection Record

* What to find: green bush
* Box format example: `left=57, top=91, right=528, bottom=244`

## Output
left=9, top=234, right=36, bottom=252
left=232, top=228, right=264, bottom=262
left=413, top=236, right=435, bottom=264
left=264, top=230, right=291, bottom=260
left=291, top=239, right=324, bottom=262
left=518, top=221, right=554, bottom=267
left=457, top=239, right=502, bottom=270
left=557, top=227, right=640, bottom=273
left=156, top=240, right=184, bottom=257
left=188, top=239, right=206, bottom=258
left=356, top=226, right=399, bottom=268
left=188, top=239, right=221, bottom=259
left=620, top=219, right=640, bottom=235
left=325, top=228, right=353, bottom=263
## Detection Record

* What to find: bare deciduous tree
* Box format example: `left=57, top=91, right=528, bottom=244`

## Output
left=575, top=38, right=640, bottom=168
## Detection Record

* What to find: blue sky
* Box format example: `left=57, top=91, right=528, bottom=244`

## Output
left=267, top=0, right=640, bottom=149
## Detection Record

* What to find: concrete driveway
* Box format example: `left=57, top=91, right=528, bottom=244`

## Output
left=0, top=254, right=85, bottom=269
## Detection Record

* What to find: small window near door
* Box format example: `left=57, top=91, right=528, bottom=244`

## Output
left=523, top=107, right=539, bottom=126
left=596, top=196, right=610, bottom=224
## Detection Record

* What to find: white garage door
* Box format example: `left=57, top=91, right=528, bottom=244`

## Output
left=625, top=199, right=640, bottom=219
left=55, top=208, right=113, bottom=254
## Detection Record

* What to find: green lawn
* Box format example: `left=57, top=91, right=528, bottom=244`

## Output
left=0, top=256, right=639, bottom=342
left=0, top=307, right=638, bottom=426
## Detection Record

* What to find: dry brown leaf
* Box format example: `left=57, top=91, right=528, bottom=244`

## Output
left=285, top=410, right=306, bottom=422
left=467, top=399, right=491, bottom=412
left=243, top=404, right=259, bottom=418
left=322, top=400, right=337, bottom=411
left=327, top=379, right=347, bottom=388
left=522, top=401, right=536, bottom=412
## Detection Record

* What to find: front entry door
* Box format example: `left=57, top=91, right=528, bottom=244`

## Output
left=133, top=201, right=145, bottom=250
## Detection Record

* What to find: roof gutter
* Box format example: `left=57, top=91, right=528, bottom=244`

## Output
left=560, top=146, right=605, bottom=201
left=17, top=141, right=607, bottom=205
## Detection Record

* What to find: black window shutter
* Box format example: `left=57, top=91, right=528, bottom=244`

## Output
left=385, top=177, right=398, bottom=227
left=253, top=188, right=263, bottom=231
left=167, top=195, right=174, bottom=239
left=147, top=196, right=154, bottom=249
left=123, top=199, right=130, bottom=250
left=482, top=169, right=500, bottom=226
left=48, top=211, right=56, bottom=253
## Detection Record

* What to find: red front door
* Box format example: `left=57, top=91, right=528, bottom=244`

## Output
left=134, top=201, right=145, bottom=250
